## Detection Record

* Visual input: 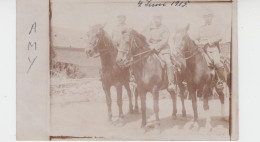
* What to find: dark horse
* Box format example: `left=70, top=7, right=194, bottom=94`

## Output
left=173, top=25, right=231, bottom=130
left=85, top=24, right=138, bottom=122
left=116, top=29, right=187, bottom=130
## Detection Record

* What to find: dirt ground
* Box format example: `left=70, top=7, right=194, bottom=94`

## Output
left=50, top=77, right=230, bottom=141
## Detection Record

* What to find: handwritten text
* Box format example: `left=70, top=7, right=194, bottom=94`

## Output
left=137, top=0, right=191, bottom=7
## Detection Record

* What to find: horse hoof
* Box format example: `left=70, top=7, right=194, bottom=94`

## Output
left=107, top=117, right=112, bottom=122
left=134, top=108, right=139, bottom=114
left=205, top=123, right=212, bottom=132
left=172, top=114, right=177, bottom=120
left=182, top=112, right=186, bottom=117
left=141, top=123, right=146, bottom=128
left=119, top=114, right=124, bottom=119
left=192, top=121, right=199, bottom=130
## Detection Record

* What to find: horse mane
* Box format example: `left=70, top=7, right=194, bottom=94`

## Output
left=129, top=30, right=149, bottom=50
left=183, top=34, right=198, bottom=51
left=90, top=24, right=116, bottom=50
left=103, top=30, right=116, bottom=49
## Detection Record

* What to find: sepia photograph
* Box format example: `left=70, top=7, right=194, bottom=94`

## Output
left=14, top=0, right=238, bottom=141
left=49, top=0, right=235, bottom=140
left=10, top=0, right=260, bottom=141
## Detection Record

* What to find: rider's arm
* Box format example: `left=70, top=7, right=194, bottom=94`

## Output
left=111, top=29, right=119, bottom=47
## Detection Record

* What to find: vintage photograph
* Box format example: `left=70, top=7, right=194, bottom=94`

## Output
left=49, top=0, right=234, bottom=140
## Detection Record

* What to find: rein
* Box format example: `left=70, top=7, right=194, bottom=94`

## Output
left=125, top=50, right=153, bottom=66
left=124, top=37, right=153, bottom=66
left=183, top=49, right=200, bottom=60
left=181, top=38, right=202, bottom=60
left=92, top=33, right=115, bottom=58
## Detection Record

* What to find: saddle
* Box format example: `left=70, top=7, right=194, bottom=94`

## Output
left=146, top=53, right=166, bottom=68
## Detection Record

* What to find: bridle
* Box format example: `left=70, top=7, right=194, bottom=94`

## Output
left=88, top=31, right=114, bottom=58
left=174, top=35, right=201, bottom=60
left=118, top=35, right=153, bottom=66
left=182, top=48, right=200, bottom=60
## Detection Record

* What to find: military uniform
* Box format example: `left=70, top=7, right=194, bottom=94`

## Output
left=112, top=23, right=130, bottom=48
left=144, top=23, right=176, bottom=91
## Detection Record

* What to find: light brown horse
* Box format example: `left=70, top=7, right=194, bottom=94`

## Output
left=85, top=24, right=138, bottom=122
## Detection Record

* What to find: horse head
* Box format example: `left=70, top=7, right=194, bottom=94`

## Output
left=116, top=29, right=149, bottom=67
left=173, top=24, right=190, bottom=51
left=173, top=24, right=199, bottom=57
left=85, top=24, right=106, bottom=57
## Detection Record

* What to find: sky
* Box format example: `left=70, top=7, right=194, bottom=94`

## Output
left=51, top=0, right=232, bottom=48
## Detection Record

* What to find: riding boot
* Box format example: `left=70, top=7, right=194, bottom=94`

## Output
left=167, top=65, right=177, bottom=92
left=216, top=66, right=226, bottom=90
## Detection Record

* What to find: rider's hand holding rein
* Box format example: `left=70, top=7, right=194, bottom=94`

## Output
left=150, top=44, right=160, bottom=53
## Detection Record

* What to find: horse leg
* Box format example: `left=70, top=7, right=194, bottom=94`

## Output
left=179, top=84, right=187, bottom=117
left=116, top=84, right=124, bottom=120
left=169, top=90, right=177, bottom=119
left=189, top=87, right=198, bottom=121
left=215, top=87, right=225, bottom=120
left=215, top=86, right=226, bottom=120
left=103, top=85, right=112, bottom=121
left=203, top=87, right=212, bottom=131
left=124, top=83, right=134, bottom=114
left=152, top=87, right=160, bottom=129
left=140, top=91, right=147, bottom=128
left=134, top=88, right=139, bottom=113
left=188, top=86, right=199, bottom=129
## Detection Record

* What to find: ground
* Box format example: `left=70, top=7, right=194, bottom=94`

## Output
left=50, top=77, right=230, bottom=141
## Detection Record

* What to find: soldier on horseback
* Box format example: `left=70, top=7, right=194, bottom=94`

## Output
left=112, top=15, right=131, bottom=48
left=112, top=15, right=138, bottom=97
left=143, top=14, right=176, bottom=92
left=194, top=11, right=226, bottom=90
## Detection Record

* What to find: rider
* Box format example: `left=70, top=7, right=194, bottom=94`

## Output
left=112, top=15, right=136, bottom=86
left=112, top=15, right=130, bottom=48
left=194, top=11, right=226, bottom=89
left=143, top=14, right=176, bottom=92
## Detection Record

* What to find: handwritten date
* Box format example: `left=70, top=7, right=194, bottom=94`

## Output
left=138, top=0, right=190, bottom=7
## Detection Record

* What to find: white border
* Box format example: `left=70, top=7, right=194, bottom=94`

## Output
left=1, top=0, right=260, bottom=141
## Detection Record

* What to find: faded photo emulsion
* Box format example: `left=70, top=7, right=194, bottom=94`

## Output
left=17, top=0, right=238, bottom=141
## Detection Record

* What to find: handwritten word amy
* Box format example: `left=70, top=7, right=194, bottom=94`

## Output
left=27, top=22, right=38, bottom=74
left=137, top=0, right=190, bottom=7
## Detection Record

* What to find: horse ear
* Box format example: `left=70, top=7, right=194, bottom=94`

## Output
left=185, top=24, right=190, bottom=32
